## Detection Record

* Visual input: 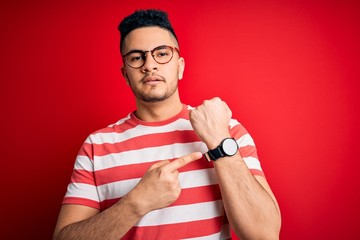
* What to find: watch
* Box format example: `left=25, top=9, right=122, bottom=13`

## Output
left=206, top=138, right=239, bottom=161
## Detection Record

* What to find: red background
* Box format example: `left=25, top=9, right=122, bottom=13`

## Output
left=1, top=0, right=359, bottom=239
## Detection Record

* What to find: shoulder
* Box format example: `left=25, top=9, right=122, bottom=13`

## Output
left=84, top=113, right=136, bottom=144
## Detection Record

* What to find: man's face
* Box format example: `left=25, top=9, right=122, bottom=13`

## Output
left=121, top=26, right=185, bottom=103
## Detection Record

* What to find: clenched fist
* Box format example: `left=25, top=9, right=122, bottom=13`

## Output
left=189, top=97, right=232, bottom=149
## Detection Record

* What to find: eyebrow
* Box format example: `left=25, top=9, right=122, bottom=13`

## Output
left=123, top=45, right=169, bottom=56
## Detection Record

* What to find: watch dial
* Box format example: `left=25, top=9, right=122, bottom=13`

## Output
left=223, top=138, right=238, bottom=155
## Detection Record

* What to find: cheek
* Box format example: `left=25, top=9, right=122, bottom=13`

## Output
left=124, top=76, right=130, bottom=86
left=126, top=71, right=140, bottom=84
left=127, top=77, right=137, bottom=88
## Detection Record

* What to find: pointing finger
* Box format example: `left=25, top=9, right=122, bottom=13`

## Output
left=165, top=152, right=203, bottom=172
left=149, top=160, right=170, bottom=170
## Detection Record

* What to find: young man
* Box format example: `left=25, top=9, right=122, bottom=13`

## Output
left=53, top=9, right=281, bottom=240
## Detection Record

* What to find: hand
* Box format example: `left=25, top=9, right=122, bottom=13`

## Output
left=129, top=152, right=203, bottom=215
left=189, top=97, right=232, bottom=149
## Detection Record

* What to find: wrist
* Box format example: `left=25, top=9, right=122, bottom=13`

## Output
left=206, top=137, right=239, bottom=161
left=121, top=191, right=148, bottom=218
left=206, top=134, right=231, bottom=150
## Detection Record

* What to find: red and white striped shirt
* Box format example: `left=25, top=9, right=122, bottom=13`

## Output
left=63, top=104, right=264, bottom=239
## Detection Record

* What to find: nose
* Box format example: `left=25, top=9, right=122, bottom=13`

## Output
left=141, top=52, right=158, bottom=72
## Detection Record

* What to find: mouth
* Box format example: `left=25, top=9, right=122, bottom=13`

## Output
left=142, top=76, right=164, bottom=84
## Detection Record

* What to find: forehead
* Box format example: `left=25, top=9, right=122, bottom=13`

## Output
left=122, top=26, right=177, bottom=52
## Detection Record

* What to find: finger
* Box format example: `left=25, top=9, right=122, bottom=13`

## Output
left=222, top=101, right=232, bottom=118
left=149, top=160, right=170, bottom=170
left=165, top=152, right=203, bottom=172
left=212, top=97, right=222, bottom=102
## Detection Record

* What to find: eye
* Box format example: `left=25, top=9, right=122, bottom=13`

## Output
left=154, top=48, right=171, bottom=59
left=130, top=56, right=142, bottom=62
left=157, top=51, right=169, bottom=57
left=128, top=53, right=144, bottom=62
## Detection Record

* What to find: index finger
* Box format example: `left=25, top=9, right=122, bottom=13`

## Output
left=165, top=152, right=203, bottom=172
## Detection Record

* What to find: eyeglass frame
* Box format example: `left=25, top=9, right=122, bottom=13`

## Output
left=122, top=45, right=180, bottom=69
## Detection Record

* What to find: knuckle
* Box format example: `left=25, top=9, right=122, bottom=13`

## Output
left=157, top=166, right=168, bottom=176
left=177, top=156, right=187, bottom=167
left=157, top=168, right=176, bottom=181
left=189, top=109, right=195, bottom=118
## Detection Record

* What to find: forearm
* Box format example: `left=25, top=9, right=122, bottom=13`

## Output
left=55, top=194, right=143, bottom=240
left=54, top=152, right=202, bottom=240
left=189, top=97, right=281, bottom=238
left=214, top=154, right=281, bottom=240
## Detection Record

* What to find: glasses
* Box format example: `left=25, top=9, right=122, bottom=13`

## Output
left=122, top=45, right=180, bottom=69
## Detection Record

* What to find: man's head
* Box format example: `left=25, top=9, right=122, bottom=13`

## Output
left=118, top=9, right=185, bottom=104
left=118, top=9, right=178, bottom=54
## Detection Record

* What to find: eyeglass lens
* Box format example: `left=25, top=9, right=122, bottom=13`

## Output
left=124, top=46, right=174, bottom=68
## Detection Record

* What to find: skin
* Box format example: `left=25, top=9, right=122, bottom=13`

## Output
left=53, top=26, right=281, bottom=240
left=121, top=27, right=185, bottom=122
left=190, top=98, right=281, bottom=239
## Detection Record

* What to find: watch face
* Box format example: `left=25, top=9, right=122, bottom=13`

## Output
left=223, top=138, right=239, bottom=156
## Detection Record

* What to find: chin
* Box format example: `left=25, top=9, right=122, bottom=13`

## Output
left=138, top=94, right=169, bottom=103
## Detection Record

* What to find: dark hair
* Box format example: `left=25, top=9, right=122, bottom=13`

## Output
left=118, top=9, right=178, bottom=53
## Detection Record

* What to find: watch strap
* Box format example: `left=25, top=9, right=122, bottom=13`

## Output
left=207, top=147, right=225, bottom=160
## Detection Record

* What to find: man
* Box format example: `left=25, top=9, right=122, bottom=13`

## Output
left=53, top=9, right=281, bottom=240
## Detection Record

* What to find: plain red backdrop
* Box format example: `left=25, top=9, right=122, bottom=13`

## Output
left=1, top=0, right=359, bottom=239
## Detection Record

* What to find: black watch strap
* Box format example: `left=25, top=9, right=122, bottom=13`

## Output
left=207, top=147, right=225, bottom=160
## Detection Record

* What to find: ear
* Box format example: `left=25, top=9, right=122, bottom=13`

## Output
left=177, top=57, right=185, bottom=80
left=121, top=66, right=130, bottom=85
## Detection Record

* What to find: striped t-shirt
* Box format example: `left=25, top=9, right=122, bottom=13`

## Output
left=63, top=104, right=264, bottom=239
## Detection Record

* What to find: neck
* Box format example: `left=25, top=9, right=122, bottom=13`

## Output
left=134, top=92, right=183, bottom=122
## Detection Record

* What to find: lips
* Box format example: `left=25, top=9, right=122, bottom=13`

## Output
left=142, top=76, right=164, bottom=83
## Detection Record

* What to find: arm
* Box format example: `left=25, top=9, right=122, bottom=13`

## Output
left=213, top=155, right=281, bottom=239
left=53, top=152, right=203, bottom=240
left=190, top=97, right=281, bottom=240
left=53, top=196, right=142, bottom=240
